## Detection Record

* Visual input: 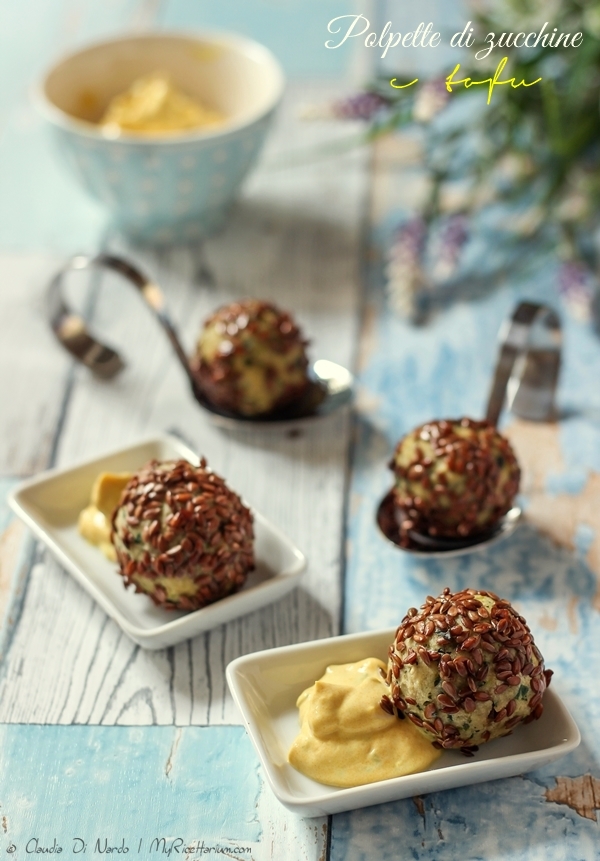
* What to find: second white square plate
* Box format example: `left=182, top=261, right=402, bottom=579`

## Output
left=227, top=628, right=580, bottom=817
left=9, top=435, right=306, bottom=649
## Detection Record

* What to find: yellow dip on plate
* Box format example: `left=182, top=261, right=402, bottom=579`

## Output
left=100, top=72, right=225, bottom=135
left=288, top=658, right=441, bottom=787
left=78, top=472, right=132, bottom=561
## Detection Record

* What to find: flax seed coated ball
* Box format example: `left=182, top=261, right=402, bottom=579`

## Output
left=381, top=588, right=552, bottom=752
left=111, top=459, right=254, bottom=610
left=190, top=299, right=311, bottom=417
left=390, top=418, right=520, bottom=539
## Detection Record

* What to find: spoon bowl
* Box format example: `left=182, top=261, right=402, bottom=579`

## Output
left=194, top=359, right=354, bottom=431
left=47, top=254, right=354, bottom=432
left=376, top=490, right=522, bottom=558
left=374, top=299, right=558, bottom=558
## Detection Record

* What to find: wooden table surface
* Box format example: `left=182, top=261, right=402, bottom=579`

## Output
left=1, top=2, right=599, bottom=859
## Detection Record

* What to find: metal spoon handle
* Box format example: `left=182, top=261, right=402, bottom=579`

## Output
left=485, top=301, right=562, bottom=427
left=47, top=253, right=196, bottom=389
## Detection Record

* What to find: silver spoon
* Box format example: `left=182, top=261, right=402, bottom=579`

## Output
left=47, top=254, right=353, bottom=429
left=377, top=491, right=522, bottom=558
left=194, top=358, right=353, bottom=432
left=377, top=301, right=561, bottom=556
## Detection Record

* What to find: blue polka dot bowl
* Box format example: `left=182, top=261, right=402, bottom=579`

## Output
left=35, top=32, right=284, bottom=244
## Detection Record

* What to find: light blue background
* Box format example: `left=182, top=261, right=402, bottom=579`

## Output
left=0, top=725, right=262, bottom=855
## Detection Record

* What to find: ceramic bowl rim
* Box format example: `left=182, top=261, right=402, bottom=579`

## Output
left=33, top=28, right=286, bottom=146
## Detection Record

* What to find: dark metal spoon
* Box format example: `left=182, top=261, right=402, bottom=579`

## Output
left=376, top=300, right=561, bottom=556
left=47, top=254, right=353, bottom=429
left=376, top=491, right=522, bottom=557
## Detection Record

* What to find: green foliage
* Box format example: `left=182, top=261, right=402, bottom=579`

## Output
left=369, top=1, right=600, bottom=235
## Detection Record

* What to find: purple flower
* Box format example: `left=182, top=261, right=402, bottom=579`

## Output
left=385, top=218, right=427, bottom=317
left=331, top=91, right=389, bottom=121
left=430, top=215, right=469, bottom=284
left=558, top=260, right=596, bottom=322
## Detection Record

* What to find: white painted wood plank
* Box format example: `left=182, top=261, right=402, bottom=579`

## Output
left=0, top=81, right=361, bottom=861
left=0, top=0, right=362, bottom=855
left=255, top=782, right=328, bottom=861
left=0, top=84, right=367, bottom=733
left=0, top=252, right=72, bottom=475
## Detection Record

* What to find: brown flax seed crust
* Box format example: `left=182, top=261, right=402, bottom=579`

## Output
left=191, top=299, right=310, bottom=417
left=390, top=418, right=521, bottom=540
left=111, top=458, right=254, bottom=610
left=381, top=587, right=552, bottom=753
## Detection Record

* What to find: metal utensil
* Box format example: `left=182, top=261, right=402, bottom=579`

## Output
left=47, top=253, right=353, bottom=429
left=377, top=300, right=561, bottom=555
left=485, top=301, right=561, bottom=426
left=377, top=491, right=522, bottom=557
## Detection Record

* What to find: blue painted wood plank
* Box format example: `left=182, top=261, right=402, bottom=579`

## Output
left=0, top=726, right=262, bottom=856
left=331, top=768, right=599, bottom=861
left=332, top=192, right=600, bottom=855
left=344, top=258, right=600, bottom=630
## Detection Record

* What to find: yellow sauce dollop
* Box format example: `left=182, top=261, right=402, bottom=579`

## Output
left=288, top=658, right=441, bottom=787
left=100, top=72, right=225, bottom=135
left=78, top=472, right=132, bottom=561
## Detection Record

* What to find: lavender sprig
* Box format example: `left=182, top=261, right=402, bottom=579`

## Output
left=558, top=260, right=597, bottom=322
left=430, top=215, right=469, bottom=284
left=385, top=218, right=427, bottom=319
left=302, top=91, right=390, bottom=122
left=332, top=91, right=390, bottom=121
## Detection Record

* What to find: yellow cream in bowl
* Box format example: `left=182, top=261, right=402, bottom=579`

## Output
left=100, top=72, right=225, bottom=135
left=288, top=658, right=440, bottom=787
left=78, top=472, right=132, bottom=560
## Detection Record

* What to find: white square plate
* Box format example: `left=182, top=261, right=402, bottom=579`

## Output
left=8, top=435, right=306, bottom=649
left=226, top=628, right=581, bottom=817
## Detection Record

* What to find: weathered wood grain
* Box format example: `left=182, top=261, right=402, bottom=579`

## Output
left=0, top=252, right=71, bottom=476
left=0, top=479, right=34, bottom=665
left=329, top=132, right=600, bottom=861
left=0, top=723, right=331, bottom=861
left=0, top=84, right=366, bottom=746
left=0, top=725, right=263, bottom=852
left=0, top=0, right=364, bottom=853
left=545, top=774, right=600, bottom=822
